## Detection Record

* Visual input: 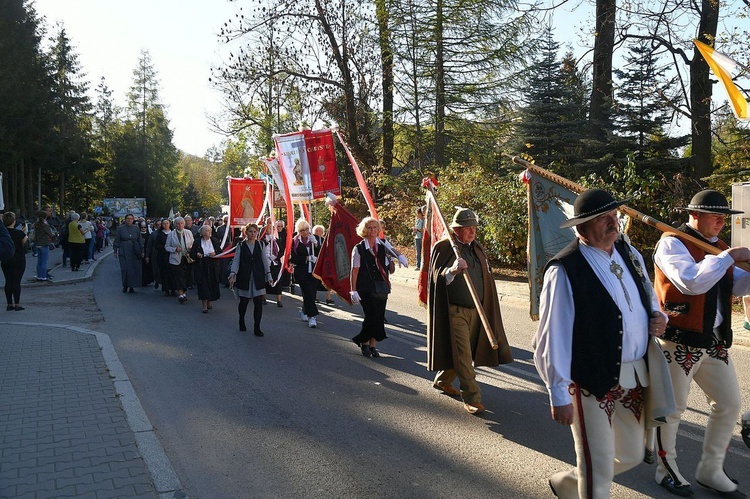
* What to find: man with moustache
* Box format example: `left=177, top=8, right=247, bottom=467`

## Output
left=652, top=190, right=750, bottom=498
left=534, top=189, right=668, bottom=498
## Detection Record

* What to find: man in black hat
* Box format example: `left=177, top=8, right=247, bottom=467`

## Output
left=652, top=189, right=750, bottom=498
left=427, top=206, right=513, bottom=414
left=534, top=188, right=668, bottom=498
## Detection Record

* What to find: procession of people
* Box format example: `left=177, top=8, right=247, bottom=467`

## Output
left=6, top=186, right=750, bottom=499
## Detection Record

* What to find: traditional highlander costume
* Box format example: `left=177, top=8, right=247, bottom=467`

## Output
left=427, top=207, right=513, bottom=414
left=653, top=190, right=750, bottom=498
left=534, top=189, right=671, bottom=499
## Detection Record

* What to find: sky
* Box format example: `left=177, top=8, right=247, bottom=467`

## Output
left=33, top=0, right=239, bottom=157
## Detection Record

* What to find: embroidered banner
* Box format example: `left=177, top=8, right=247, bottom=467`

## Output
left=304, top=129, right=341, bottom=199
left=275, top=132, right=313, bottom=203
left=228, top=178, right=266, bottom=227
left=313, top=201, right=362, bottom=305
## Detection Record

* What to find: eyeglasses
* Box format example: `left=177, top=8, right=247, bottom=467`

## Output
left=299, top=228, right=309, bottom=232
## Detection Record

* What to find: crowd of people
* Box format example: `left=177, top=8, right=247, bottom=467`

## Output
left=2, top=193, right=750, bottom=498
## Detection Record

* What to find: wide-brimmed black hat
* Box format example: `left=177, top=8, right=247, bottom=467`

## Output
left=560, top=189, right=630, bottom=228
left=677, top=189, right=742, bottom=215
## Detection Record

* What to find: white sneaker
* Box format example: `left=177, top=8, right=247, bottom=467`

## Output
left=308, top=317, right=317, bottom=328
left=298, top=310, right=308, bottom=321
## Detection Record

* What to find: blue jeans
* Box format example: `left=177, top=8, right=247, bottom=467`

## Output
left=37, top=245, right=49, bottom=280
left=87, top=237, right=95, bottom=260
left=415, top=238, right=422, bottom=270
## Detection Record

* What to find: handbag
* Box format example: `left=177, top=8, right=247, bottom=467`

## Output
left=185, top=254, right=195, bottom=264
left=371, top=280, right=391, bottom=300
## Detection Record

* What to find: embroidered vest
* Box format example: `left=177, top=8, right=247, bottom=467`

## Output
left=654, top=224, right=733, bottom=348
left=548, top=237, right=651, bottom=398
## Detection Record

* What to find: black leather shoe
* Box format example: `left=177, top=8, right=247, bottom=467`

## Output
left=361, top=345, right=371, bottom=357
left=239, top=321, right=247, bottom=332
left=254, top=329, right=264, bottom=337
left=122, top=287, right=128, bottom=293
left=128, top=287, right=135, bottom=293
left=660, top=477, right=694, bottom=498
left=6, top=305, right=13, bottom=311
left=370, top=347, right=380, bottom=358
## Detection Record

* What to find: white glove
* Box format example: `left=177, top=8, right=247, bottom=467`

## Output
left=397, top=254, right=409, bottom=268
left=350, top=291, right=361, bottom=304
left=309, top=255, right=317, bottom=264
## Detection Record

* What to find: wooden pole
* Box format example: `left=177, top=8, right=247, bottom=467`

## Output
left=508, top=155, right=750, bottom=273
left=424, top=180, right=498, bottom=350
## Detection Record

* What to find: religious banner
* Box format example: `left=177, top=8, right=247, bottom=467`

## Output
left=228, top=178, right=265, bottom=227
left=274, top=132, right=313, bottom=202
left=304, top=129, right=340, bottom=199
left=313, top=199, right=362, bottom=305
left=522, top=169, right=578, bottom=319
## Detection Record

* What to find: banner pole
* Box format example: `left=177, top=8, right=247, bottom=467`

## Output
left=507, top=154, right=750, bottom=273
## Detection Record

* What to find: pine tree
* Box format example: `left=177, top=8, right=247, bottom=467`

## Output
left=48, top=22, right=94, bottom=211
left=514, top=27, right=586, bottom=173
left=612, top=40, right=685, bottom=163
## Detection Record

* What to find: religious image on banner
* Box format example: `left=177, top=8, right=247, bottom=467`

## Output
left=313, top=200, right=362, bottom=305
left=274, top=132, right=313, bottom=202
left=522, top=169, right=577, bottom=319
left=229, top=178, right=265, bottom=227
left=264, top=157, right=286, bottom=200
left=304, top=129, right=341, bottom=199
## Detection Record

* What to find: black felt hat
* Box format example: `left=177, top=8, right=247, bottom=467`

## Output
left=677, top=190, right=743, bottom=215
left=560, top=189, right=630, bottom=228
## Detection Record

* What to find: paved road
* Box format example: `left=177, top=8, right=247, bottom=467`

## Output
left=1, top=246, right=748, bottom=498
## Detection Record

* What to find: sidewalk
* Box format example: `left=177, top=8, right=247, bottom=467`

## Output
left=0, top=246, right=185, bottom=498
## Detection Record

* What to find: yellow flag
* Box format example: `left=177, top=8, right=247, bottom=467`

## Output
left=694, top=39, right=748, bottom=120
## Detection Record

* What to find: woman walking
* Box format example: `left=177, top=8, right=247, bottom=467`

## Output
left=289, top=219, right=321, bottom=328
left=165, top=216, right=194, bottom=303
left=1, top=212, right=27, bottom=310
left=190, top=225, right=222, bottom=313
left=32, top=210, right=54, bottom=282
left=113, top=214, right=143, bottom=293
left=139, top=221, right=153, bottom=286
left=349, top=217, right=395, bottom=358
left=229, top=223, right=272, bottom=336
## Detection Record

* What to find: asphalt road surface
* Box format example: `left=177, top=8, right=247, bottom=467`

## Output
left=79, top=257, right=750, bottom=498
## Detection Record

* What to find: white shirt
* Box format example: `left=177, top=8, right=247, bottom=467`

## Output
left=654, top=232, right=750, bottom=328
left=534, top=240, right=663, bottom=407
left=351, top=238, right=387, bottom=269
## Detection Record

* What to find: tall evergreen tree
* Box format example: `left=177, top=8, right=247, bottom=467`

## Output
left=0, top=0, right=55, bottom=215
left=612, top=40, right=685, bottom=164
left=514, top=27, right=586, bottom=174
left=111, top=50, right=179, bottom=216
left=48, top=23, right=94, bottom=211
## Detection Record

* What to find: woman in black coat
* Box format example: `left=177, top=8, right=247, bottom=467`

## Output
left=189, top=225, right=222, bottom=313
left=1, top=212, right=26, bottom=311
left=289, top=218, right=321, bottom=328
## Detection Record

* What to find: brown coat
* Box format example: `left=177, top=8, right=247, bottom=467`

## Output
left=426, top=238, right=513, bottom=371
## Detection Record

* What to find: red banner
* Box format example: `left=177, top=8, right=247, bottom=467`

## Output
left=304, top=129, right=340, bottom=199
left=229, top=178, right=265, bottom=227
left=313, top=202, right=362, bottom=305
left=418, top=196, right=448, bottom=306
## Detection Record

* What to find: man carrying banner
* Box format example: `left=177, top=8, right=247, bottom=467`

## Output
left=652, top=189, right=750, bottom=498
left=534, top=189, right=668, bottom=499
left=427, top=207, right=512, bottom=414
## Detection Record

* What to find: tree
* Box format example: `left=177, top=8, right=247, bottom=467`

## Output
left=514, top=28, right=587, bottom=174
left=588, top=0, right=616, bottom=142
left=612, top=39, right=687, bottom=171
left=0, top=0, right=55, bottom=216
left=48, top=23, right=94, bottom=211
left=110, top=51, right=179, bottom=216
left=214, top=0, right=380, bottom=174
